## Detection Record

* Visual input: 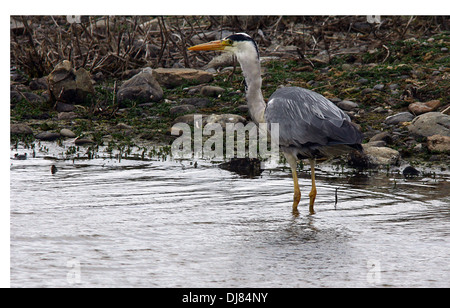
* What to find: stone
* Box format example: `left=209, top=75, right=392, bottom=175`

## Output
left=10, top=91, right=22, bottom=103
left=200, top=85, right=226, bottom=97
left=373, top=107, right=389, bottom=114
left=13, top=153, right=28, bottom=160
left=47, top=60, right=95, bottom=104
left=341, top=63, right=353, bottom=71
left=60, top=128, right=76, bottom=138
left=116, top=123, right=133, bottom=130
left=205, top=114, right=247, bottom=129
left=180, top=97, right=212, bottom=108
left=74, top=138, right=94, bottom=146
left=426, top=135, right=450, bottom=152
left=385, top=112, right=414, bottom=125
left=369, top=131, right=393, bottom=144
left=10, top=90, right=45, bottom=104
left=218, top=158, right=263, bottom=177
left=170, top=104, right=196, bottom=116
left=357, top=78, right=369, bottom=84
left=362, top=144, right=400, bottom=166
left=172, top=114, right=206, bottom=126
left=373, top=84, right=385, bottom=91
left=361, top=88, right=374, bottom=95
left=408, top=100, right=441, bottom=115
left=365, top=140, right=386, bottom=147
left=117, top=68, right=163, bottom=106
left=408, top=112, right=450, bottom=137
left=171, top=113, right=247, bottom=130
left=337, top=100, right=358, bottom=111
left=75, top=68, right=95, bottom=94
left=57, top=112, right=77, bottom=120
left=55, top=101, right=75, bottom=112
left=10, top=124, right=33, bottom=135
left=389, top=83, right=400, bottom=90
left=403, top=166, right=420, bottom=178
left=35, top=131, right=60, bottom=141
left=152, top=68, right=213, bottom=88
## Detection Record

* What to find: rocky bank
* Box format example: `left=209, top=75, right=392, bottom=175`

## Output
left=10, top=17, right=450, bottom=174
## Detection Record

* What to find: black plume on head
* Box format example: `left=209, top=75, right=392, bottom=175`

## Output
left=225, top=33, right=259, bottom=59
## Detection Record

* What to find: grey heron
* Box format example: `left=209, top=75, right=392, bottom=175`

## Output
left=189, top=33, right=363, bottom=214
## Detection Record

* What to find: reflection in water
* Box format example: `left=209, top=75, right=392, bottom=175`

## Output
left=9, top=144, right=450, bottom=287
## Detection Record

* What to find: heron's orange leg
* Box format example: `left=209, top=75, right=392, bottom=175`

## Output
left=285, top=153, right=301, bottom=213
left=309, top=159, right=317, bottom=214
left=292, top=167, right=301, bottom=212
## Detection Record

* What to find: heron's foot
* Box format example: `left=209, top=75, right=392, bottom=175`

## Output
left=309, top=188, right=317, bottom=215
left=292, top=190, right=301, bottom=212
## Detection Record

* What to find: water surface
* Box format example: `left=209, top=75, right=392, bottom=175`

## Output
left=10, top=143, right=450, bottom=287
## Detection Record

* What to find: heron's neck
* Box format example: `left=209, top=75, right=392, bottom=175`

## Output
left=237, top=53, right=266, bottom=124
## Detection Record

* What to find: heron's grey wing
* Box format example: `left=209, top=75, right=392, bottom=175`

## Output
left=265, top=87, right=362, bottom=147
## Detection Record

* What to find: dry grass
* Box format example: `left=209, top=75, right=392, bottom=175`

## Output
left=11, top=16, right=448, bottom=79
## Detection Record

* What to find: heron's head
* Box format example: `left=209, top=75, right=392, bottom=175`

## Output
left=188, top=33, right=259, bottom=60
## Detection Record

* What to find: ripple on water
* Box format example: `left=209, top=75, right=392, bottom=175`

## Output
left=10, top=150, right=450, bottom=287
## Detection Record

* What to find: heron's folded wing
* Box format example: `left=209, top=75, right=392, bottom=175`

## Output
left=265, top=87, right=362, bottom=147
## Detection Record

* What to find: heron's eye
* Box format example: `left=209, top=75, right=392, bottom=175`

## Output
left=225, top=39, right=233, bottom=46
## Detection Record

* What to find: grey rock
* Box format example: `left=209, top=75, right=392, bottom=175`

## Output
left=218, top=158, right=263, bottom=177
left=385, top=112, right=414, bottom=125
left=408, top=112, right=450, bottom=137
left=152, top=68, right=213, bottom=88
left=35, top=131, right=60, bottom=141
left=58, top=112, right=77, bottom=120
left=47, top=60, right=94, bottom=104
left=361, top=88, right=374, bottom=95
left=373, top=84, right=385, bottom=91
left=369, top=131, right=393, bottom=144
left=74, top=138, right=94, bottom=146
left=181, top=97, right=212, bottom=108
left=200, top=85, right=226, bottom=97
left=172, top=114, right=206, bottom=126
left=117, top=68, right=163, bottom=106
left=205, top=114, right=247, bottom=128
left=22, top=92, right=46, bottom=103
left=357, top=78, right=369, bottom=84
left=60, top=128, right=76, bottom=138
left=373, top=107, right=389, bottom=114
left=13, top=153, right=28, bottom=160
left=349, top=144, right=400, bottom=169
left=10, top=91, right=22, bottom=103
left=403, top=166, right=420, bottom=178
left=10, top=124, right=33, bottom=135
left=337, top=100, right=358, bottom=111
left=362, top=144, right=400, bottom=166
left=170, top=104, right=196, bottom=116
left=116, top=123, right=133, bottom=130
left=365, top=140, right=386, bottom=147
left=29, top=77, right=48, bottom=91
left=55, top=101, right=75, bottom=112
left=329, top=97, right=342, bottom=104
left=389, top=83, right=399, bottom=90
left=427, top=134, right=450, bottom=152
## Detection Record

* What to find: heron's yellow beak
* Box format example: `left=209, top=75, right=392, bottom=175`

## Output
left=188, top=40, right=229, bottom=51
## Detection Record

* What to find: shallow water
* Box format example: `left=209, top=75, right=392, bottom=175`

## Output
left=10, top=142, right=450, bottom=287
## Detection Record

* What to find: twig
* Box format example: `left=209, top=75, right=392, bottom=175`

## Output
left=441, top=105, right=450, bottom=115
left=382, top=44, right=390, bottom=63
left=401, top=16, right=415, bottom=38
